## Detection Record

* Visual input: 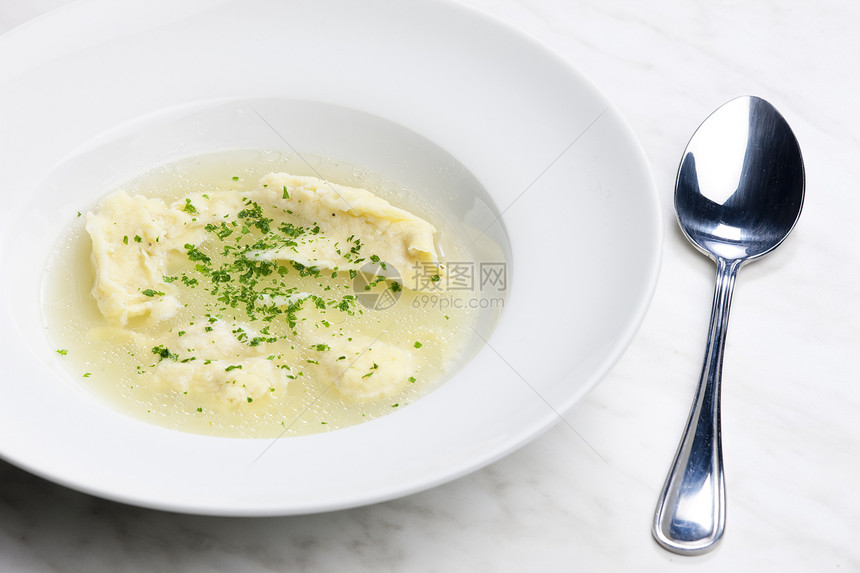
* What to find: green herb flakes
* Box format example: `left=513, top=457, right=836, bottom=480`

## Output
left=151, top=345, right=178, bottom=362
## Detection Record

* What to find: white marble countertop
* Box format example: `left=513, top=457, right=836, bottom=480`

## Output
left=2, top=0, right=858, bottom=571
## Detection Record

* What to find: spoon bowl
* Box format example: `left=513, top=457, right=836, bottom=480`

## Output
left=653, top=96, right=804, bottom=555
left=675, top=97, right=805, bottom=262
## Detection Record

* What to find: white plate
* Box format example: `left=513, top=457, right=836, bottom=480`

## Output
left=0, top=0, right=661, bottom=515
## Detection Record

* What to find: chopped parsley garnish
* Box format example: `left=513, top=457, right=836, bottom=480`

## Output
left=210, top=269, right=231, bottom=283
left=237, top=201, right=272, bottom=234
left=56, top=349, right=68, bottom=356
left=151, top=345, right=178, bottom=362
left=184, top=244, right=211, bottom=263
left=141, top=289, right=165, bottom=297
left=204, top=222, right=233, bottom=239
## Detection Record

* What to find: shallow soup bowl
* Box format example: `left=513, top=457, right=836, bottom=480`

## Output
left=0, top=0, right=661, bottom=515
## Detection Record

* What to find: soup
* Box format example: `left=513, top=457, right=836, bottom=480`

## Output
left=44, top=151, right=486, bottom=438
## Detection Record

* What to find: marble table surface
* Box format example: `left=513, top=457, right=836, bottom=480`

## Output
left=1, top=0, right=858, bottom=571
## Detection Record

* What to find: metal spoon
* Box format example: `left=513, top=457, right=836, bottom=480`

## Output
left=652, top=96, right=804, bottom=555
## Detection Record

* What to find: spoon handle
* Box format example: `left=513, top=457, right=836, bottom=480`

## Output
left=653, top=257, right=741, bottom=555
